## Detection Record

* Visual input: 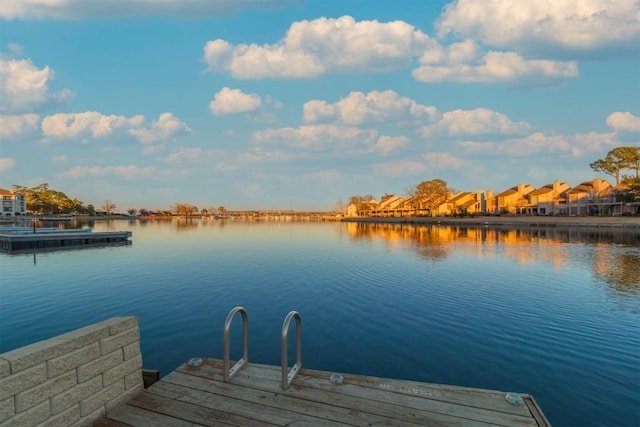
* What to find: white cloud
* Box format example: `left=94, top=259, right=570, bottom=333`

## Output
left=413, top=50, right=578, bottom=86
left=0, top=114, right=39, bottom=139
left=371, top=160, right=427, bottom=176
left=239, top=149, right=306, bottom=163
left=459, top=131, right=618, bottom=157
left=209, top=87, right=262, bottom=115
left=422, top=152, right=466, bottom=169
left=0, top=58, right=73, bottom=113
left=436, top=0, right=640, bottom=57
left=606, top=112, right=640, bottom=133
left=252, top=124, right=378, bottom=151
left=0, top=157, right=16, bottom=172
left=372, top=136, right=409, bottom=155
left=203, top=15, right=434, bottom=78
left=0, top=0, right=291, bottom=20
left=51, top=155, right=67, bottom=163
left=128, top=112, right=191, bottom=144
left=58, top=165, right=156, bottom=179
left=41, top=111, right=190, bottom=149
left=303, top=90, right=439, bottom=125
left=420, top=108, right=531, bottom=137
left=41, top=111, right=145, bottom=140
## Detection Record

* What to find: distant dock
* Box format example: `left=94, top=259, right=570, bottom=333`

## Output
left=0, top=226, right=132, bottom=252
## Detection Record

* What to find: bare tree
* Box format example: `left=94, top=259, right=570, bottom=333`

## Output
left=173, top=203, right=198, bottom=217
left=102, top=200, right=116, bottom=215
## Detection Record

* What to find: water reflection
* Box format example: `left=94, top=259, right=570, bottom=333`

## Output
left=346, top=222, right=640, bottom=289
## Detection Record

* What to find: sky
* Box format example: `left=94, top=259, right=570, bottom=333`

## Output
left=0, top=0, right=639, bottom=211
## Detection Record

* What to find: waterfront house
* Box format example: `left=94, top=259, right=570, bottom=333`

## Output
left=495, top=184, right=536, bottom=215
left=0, top=188, right=26, bottom=217
left=565, top=179, right=613, bottom=216
left=524, top=180, right=571, bottom=215
left=439, top=191, right=481, bottom=216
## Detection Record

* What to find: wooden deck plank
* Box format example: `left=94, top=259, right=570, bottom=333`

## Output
left=146, top=375, right=349, bottom=426
left=161, top=371, right=428, bottom=427
left=125, top=390, right=267, bottom=427
left=176, top=360, right=536, bottom=427
left=95, top=358, right=549, bottom=427
left=174, top=363, right=535, bottom=427
left=178, top=359, right=531, bottom=417
left=100, top=402, right=205, bottom=427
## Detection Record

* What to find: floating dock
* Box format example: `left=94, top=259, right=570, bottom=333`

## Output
left=0, top=226, right=132, bottom=252
left=95, top=307, right=550, bottom=427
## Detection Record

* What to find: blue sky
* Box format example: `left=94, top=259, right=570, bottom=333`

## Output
left=1, top=0, right=639, bottom=211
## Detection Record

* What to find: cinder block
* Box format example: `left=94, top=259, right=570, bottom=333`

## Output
left=0, top=320, right=116, bottom=374
left=2, top=400, right=49, bottom=427
left=0, top=396, right=15, bottom=422
left=108, top=317, right=138, bottom=336
left=105, top=385, right=141, bottom=413
left=37, top=403, right=80, bottom=427
left=47, top=343, right=100, bottom=379
left=50, top=376, right=102, bottom=415
left=1, top=339, right=74, bottom=375
left=76, top=350, right=122, bottom=383
left=80, top=380, right=124, bottom=417
left=124, top=370, right=142, bottom=390
left=72, top=405, right=104, bottom=427
left=0, top=363, right=47, bottom=402
left=15, top=370, right=76, bottom=412
left=122, top=342, right=141, bottom=361
left=99, top=329, right=139, bottom=356
left=103, top=355, right=142, bottom=387
left=0, top=358, right=10, bottom=379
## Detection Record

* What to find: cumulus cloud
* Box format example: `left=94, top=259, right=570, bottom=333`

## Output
left=606, top=111, right=640, bottom=132
left=128, top=112, right=191, bottom=144
left=209, top=87, right=262, bottom=115
left=0, top=0, right=290, bottom=20
left=58, top=165, right=156, bottom=179
left=459, top=131, right=618, bottom=157
left=203, top=15, right=434, bottom=78
left=0, top=58, right=74, bottom=113
left=41, top=111, right=145, bottom=140
left=419, top=108, right=531, bottom=137
left=371, top=136, right=409, bottom=155
left=0, top=114, right=39, bottom=139
left=41, top=111, right=190, bottom=150
left=0, top=157, right=16, bottom=172
left=252, top=124, right=378, bottom=151
left=303, top=90, right=439, bottom=125
left=413, top=49, right=578, bottom=86
left=422, top=152, right=466, bottom=169
left=436, top=0, right=640, bottom=57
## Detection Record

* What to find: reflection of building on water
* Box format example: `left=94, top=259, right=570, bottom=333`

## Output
left=345, top=223, right=640, bottom=287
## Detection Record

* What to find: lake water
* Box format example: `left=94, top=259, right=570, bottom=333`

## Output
left=1, top=219, right=639, bottom=426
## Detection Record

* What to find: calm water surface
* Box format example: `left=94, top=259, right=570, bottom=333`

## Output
left=1, top=220, right=639, bottom=426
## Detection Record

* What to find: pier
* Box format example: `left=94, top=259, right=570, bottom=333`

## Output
left=0, top=226, right=132, bottom=252
left=95, top=307, right=550, bottom=427
left=95, top=358, right=550, bottom=426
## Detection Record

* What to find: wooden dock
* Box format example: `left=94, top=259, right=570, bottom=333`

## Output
left=0, top=227, right=132, bottom=252
left=94, top=358, right=550, bottom=426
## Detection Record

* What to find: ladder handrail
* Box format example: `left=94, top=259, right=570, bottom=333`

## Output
left=281, top=310, right=302, bottom=390
left=223, top=306, right=248, bottom=382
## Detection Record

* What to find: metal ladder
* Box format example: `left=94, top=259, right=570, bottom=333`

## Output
left=222, top=306, right=302, bottom=390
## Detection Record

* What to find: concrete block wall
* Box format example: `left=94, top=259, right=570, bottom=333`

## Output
left=0, top=317, right=143, bottom=427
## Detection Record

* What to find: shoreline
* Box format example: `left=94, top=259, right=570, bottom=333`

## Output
left=342, top=215, right=640, bottom=229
